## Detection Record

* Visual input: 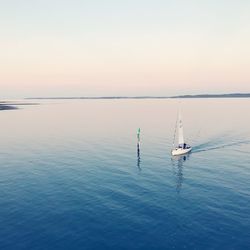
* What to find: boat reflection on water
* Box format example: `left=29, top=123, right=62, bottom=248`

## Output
left=171, top=153, right=191, bottom=193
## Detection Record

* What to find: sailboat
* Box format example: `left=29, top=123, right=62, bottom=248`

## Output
left=171, top=109, right=192, bottom=156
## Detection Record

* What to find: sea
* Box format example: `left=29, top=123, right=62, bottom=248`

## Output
left=0, top=99, right=249, bottom=250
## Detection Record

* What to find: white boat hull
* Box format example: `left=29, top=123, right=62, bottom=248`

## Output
left=171, top=147, right=192, bottom=156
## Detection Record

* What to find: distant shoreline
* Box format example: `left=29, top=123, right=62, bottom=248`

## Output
left=26, top=93, right=250, bottom=100
left=171, top=93, right=250, bottom=98
left=0, top=102, right=38, bottom=111
left=1, top=93, right=249, bottom=110
left=0, top=104, right=17, bottom=111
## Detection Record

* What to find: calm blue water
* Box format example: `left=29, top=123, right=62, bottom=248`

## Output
left=0, top=99, right=249, bottom=250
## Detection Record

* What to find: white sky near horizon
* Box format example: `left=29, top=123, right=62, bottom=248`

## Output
left=0, top=0, right=250, bottom=98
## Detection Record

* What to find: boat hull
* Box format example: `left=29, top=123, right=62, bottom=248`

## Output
left=171, top=147, right=192, bottom=156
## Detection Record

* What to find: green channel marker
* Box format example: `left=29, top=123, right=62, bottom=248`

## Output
left=137, top=128, right=141, bottom=142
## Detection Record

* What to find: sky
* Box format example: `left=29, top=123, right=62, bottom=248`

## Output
left=1, top=0, right=250, bottom=98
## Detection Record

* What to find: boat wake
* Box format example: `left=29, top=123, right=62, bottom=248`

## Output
left=192, top=135, right=250, bottom=153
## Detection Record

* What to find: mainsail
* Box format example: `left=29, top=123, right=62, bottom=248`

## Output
left=178, top=112, right=184, bottom=145
left=172, top=107, right=192, bottom=155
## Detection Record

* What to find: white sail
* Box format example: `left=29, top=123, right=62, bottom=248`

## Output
left=178, top=112, right=184, bottom=145
left=172, top=107, right=192, bottom=156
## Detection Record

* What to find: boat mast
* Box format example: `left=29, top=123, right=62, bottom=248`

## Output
left=178, top=110, right=185, bottom=145
left=172, top=111, right=178, bottom=148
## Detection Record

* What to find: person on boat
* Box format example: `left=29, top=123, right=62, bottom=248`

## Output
left=183, top=143, right=186, bottom=149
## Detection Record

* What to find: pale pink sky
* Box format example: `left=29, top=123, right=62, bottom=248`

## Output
left=1, top=1, right=250, bottom=98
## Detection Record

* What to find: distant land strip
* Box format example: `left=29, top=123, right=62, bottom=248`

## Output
left=26, top=93, right=250, bottom=99
left=0, top=103, right=17, bottom=110
left=171, top=93, right=250, bottom=98
left=0, top=102, right=39, bottom=111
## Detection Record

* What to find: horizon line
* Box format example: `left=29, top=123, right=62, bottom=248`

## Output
left=25, top=93, right=250, bottom=100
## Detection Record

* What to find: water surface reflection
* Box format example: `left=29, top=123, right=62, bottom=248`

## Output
left=137, top=143, right=141, bottom=171
left=171, top=154, right=190, bottom=193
